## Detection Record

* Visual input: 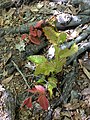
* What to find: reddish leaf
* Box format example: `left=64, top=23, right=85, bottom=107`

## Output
left=30, top=26, right=37, bottom=37
left=27, top=85, right=45, bottom=94
left=37, top=30, right=42, bottom=37
left=30, top=25, right=34, bottom=31
left=34, top=20, right=44, bottom=28
left=35, top=85, right=45, bottom=94
left=27, top=87, right=38, bottom=93
left=22, top=97, right=32, bottom=108
left=37, top=95, right=49, bottom=110
left=28, top=35, right=41, bottom=45
left=21, top=34, right=28, bottom=40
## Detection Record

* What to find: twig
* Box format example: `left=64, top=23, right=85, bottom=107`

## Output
left=12, top=60, right=30, bottom=88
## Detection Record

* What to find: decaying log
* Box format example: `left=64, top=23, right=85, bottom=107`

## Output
left=60, top=25, right=90, bottom=49
left=0, top=22, right=36, bottom=37
left=56, top=14, right=90, bottom=30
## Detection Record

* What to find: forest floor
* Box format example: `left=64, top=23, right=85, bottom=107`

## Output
left=0, top=1, right=90, bottom=120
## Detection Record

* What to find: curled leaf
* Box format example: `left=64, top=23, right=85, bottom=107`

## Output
left=28, top=35, right=41, bottom=45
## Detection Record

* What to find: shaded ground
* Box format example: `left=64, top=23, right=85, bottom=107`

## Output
left=0, top=0, right=90, bottom=120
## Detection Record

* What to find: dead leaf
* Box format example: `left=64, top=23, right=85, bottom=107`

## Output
left=30, top=6, right=39, bottom=12
left=2, top=75, right=13, bottom=84
left=0, top=16, right=4, bottom=26
left=36, top=2, right=43, bottom=9
left=16, top=41, right=25, bottom=52
left=63, top=102, right=80, bottom=110
left=79, top=59, right=90, bottom=79
left=67, top=27, right=82, bottom=40
left=53, top=107, right=61, bottom=120
left=7, top=8, right=16, bottom=17
left=82, top=88, right=90, bottom=96
left=61, top=111, right=71, bottom=118
left=4, top=52, right=12, bottom=65
left=82, top=66, right=90, bottom=79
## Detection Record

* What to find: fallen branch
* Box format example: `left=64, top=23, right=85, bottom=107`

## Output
left=67, top=42, right=90, bottom=65
left=60, top=25, right=90, bottom=49
left=12, top=60, right=30, bottom=88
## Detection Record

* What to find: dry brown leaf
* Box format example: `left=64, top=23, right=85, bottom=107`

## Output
left=82, top=66, right=90, bottom=79
left=63, top=102, right=80, bottom=110
left=82, top=88, right=90, bottom=96
left=0, top=16, right=4, bottom=26
left=53, top=107, right=61, bottom=120
left=61, top=111, right=71, bottom=118
left=3, top=52, right=12, bottom=65
left=79, top=59, right=90, bottom=79
left=2, top=75, right=13, bottom=84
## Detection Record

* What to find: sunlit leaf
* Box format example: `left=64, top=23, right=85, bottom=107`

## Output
left=37, top=95, right=49, bottom=110
left=28, top=85, right=45, bottom=94
left=34, top=61, right=55, bottom=75
left=27, top=55, right=47, bottom=64
left=43, top=26, right=59, bottom=44
left=35, top=85, right=45, bottom=94
left=59, top=44, right=78, bottom=58
left=36, top=79, right=45, bottom=84
left=36, top=76, right=45, bottom=84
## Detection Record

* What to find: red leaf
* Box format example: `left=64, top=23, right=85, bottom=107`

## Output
left=22, top=97, right=32, bottom=108
left=37, top=95, right=49, bottom=110
left=28, top=35, right=41, bottom=45
left=27, top=87, right=38, bottom=93
left=30, top=26, right=34, bottom=31
left=21, top=34, right=28, bottom=40
left=37, top=30, right=42, bottom=37
left=35, top=85, right=45, bottom=94
left=34, top=20, right=44, bottom=28
left=30, top=26, right=37, bottom=37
